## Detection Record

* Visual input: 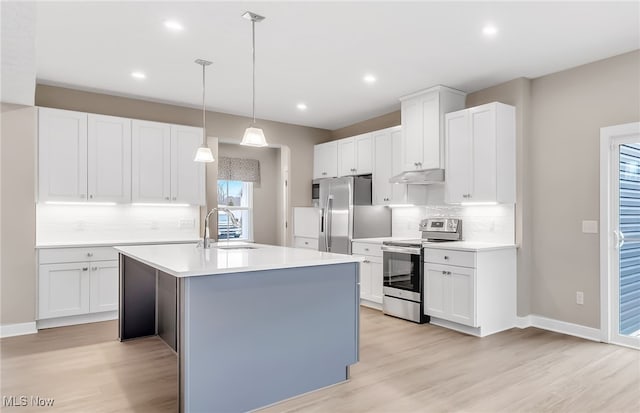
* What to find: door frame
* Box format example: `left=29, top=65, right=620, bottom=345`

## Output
left=599, top=121, right=640, bottom=348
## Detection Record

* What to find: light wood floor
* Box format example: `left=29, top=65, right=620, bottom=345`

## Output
left=1, top=308, right=639, bottom=412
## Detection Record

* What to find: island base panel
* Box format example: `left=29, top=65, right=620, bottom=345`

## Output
left=157, top=270, right=178, bottom=352
left=120, top=255, right=156, bottom=340
left=181, top=263, right=359, bottom=413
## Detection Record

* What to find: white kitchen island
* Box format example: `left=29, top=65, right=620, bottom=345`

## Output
left=115, top=242, right=362, bottom=413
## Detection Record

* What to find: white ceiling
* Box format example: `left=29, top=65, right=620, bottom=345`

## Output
left=35, top=1, right=639, bottom=130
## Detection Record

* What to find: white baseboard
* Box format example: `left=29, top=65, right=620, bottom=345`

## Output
left=517, top=314, right=601, bottom=342
left=359, top=300, right=382, bottom=311
left=429, top=317, right=482, bottom=337
left=1, top=322, right=38, bottom=338
left=516, top=315, right=532, bottom=329
left=37, top=311, right=118, bottom=330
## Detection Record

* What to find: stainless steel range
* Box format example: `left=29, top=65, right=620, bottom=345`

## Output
left=381, top=218, right=462, bottom=323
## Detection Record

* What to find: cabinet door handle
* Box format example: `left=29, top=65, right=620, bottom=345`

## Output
left=172, top=197, right=177, bottom=201
left=363, top=260, right=370, bottom=264
left=89, top=194, right=93, bottom=199
left=165, top=196, right=170, bottom=200
left=82, top=267, right=88, bottom=271
left=91, top=266, right=97, bottom=271
left=442, top=270, right=447, bottom=275
left=87, top=252, right=93, bottom=257
left=304, top=241, right=309, bottom=245
left=444, top=256, right=449, bottom=260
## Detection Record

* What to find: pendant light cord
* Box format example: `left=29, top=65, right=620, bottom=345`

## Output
left=202, top=63, right=206, bottom=134
left=252, top=19, right=256, bottom=125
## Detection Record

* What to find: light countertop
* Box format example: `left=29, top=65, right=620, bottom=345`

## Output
left=352, top=237, right=516, bottom=251
left=352, top=237, right=403, bottom=244
left=36, top=239, right=200, bottom=249
left=115, top=242, right=363, bottom=278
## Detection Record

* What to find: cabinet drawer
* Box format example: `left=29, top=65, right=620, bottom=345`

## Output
left=39, top=247, right=118, bottom=264
left=351, top=242, right=383, bottom=258
left=293, top=237, right=318, bottom=250
left=424, top=248, right=475, bottom=268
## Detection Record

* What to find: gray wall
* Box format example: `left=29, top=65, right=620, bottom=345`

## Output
left=218, top=143, right=279, bottom=245
left=527, top=50, right=639, bottom=328
left=1, top=104, right=36, bottom=325
left=331, top=110, right=400, bottom=140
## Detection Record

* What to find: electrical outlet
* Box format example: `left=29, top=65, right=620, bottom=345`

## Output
left=576, top=291, right=584, bottom=305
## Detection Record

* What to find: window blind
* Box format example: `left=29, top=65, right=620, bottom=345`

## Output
left=218, top=156, right=261, bottom=183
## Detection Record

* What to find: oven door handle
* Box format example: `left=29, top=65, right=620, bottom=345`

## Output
left=381, top=245, right=421, bottom=255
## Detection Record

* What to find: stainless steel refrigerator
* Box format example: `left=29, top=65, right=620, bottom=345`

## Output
left=318, top=175, right=392, bottom=254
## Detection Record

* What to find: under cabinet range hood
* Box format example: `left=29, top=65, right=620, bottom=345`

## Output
left=389, top=168, right=445, bottom=184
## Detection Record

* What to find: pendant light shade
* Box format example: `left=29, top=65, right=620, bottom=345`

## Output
left=194, top=146, right=215, bottom=162
left=194, top=59, right=215, bottom=163
left=241, top=127, right=268, bottom=147
left=241, top=11, right=268, bottom=148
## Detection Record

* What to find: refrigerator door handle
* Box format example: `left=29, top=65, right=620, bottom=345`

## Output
left=326, top=195, right=333, bottom=252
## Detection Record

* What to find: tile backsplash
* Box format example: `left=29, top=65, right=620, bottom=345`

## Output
left=36, top=204, right=201, bottom=245
left=392, top=204, right=515, bottom=244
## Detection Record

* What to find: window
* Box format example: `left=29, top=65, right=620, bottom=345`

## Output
left=217, top=180, right=253, bottom=241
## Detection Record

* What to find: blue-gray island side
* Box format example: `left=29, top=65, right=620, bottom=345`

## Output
left=115, top=243, right=361, bottom=413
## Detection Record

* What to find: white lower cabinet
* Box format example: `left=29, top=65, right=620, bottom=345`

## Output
left=38, top=247, right=119, bottom=321
left=39, top=262, right=91, bottom=319
left=423, top=247, right=516, bottom=337
left=424, top=263, right=475, bottom=327
left=352, top=241, right=384, bottom=308
left=89, top=260, right=119, bottom=313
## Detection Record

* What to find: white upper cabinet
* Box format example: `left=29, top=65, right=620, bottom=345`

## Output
left=87, top=114, right=132, bottom=203
left=39, top=109, right=132, bottom=203
left=313, top=141, right=338, bottom=179
left=337, top=138, right=356, bottom=176
left=171, top=125, right=205, bottom=205
left=132, top=121, right=204, bottom=205
left=132, top=120, right=172, bottom=203
left=39, top=108, right=204, bottom=206
left=337, top=133, right=373, bottom=176
left=399, top=86, right=466, bottom=171
left=445, top=102, right=516, bottom=204
left=38, top=108, right=88, bottom=202
left=372, top=126, right=406, bottom=205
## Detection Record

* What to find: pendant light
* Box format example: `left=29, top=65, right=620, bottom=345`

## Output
left=193, top=59, right=215, bottom=162
left=241, top=11, right=268, bottom=147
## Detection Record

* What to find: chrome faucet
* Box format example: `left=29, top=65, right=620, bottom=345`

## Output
left=202, top=207, right=240, bottom=249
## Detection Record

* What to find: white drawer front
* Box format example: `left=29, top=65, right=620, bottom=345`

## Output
left=424, top=248, right=475, bottom=268
left=39, top=247, right=118, bottom=264
left=352, top=242, right=383, bottom=258
left=293, top=237, right=318, bottom=250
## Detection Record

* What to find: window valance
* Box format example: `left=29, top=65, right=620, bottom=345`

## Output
left=218, top=156, right=261, bottom=183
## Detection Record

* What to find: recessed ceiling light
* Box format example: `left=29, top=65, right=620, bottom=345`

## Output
left=164, top=20, right=184, bottom=32
left=297, top=103, right=307, bottom=111
left=482, top=24, right=498, bottom=37
left=131, top=71, right=146, bottom=79
left=363, top=74, right=376, bottom=84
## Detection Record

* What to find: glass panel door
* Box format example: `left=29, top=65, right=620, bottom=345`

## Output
left=616, top=142, right=640, bottom=346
